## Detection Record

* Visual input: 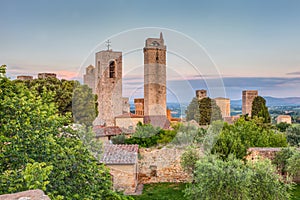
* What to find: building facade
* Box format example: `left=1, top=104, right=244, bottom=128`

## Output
left=277, top=115, right=292, bottom=124
left=83, top=65, right=96, bottom=93
left=134, top=98, right=144, bottom=116
left=95, top=50, right=123, bottom=126
left=242, top=90, right=258, bottom=116
left=144, top=33, right=167, bottom=117
left=17, top=75, right=33, bottom=81
left=214, top=97, right=230, bottom=118
left=38, top=73, right=57, bottom=79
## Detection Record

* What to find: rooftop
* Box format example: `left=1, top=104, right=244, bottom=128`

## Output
left=100, top=144, right=139, bottom=165
left=93, top=126, right=122, bottom=137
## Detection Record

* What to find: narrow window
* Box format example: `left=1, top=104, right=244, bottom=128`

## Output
left=109, top=61, right=115, bottom=78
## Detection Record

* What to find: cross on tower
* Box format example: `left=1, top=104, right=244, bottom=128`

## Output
left=106, top=40, right=111, bottom=50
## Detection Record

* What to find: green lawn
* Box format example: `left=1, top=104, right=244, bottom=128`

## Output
left=132, top=183, right=300, bottom=200
left=132, top=183, right=186, bottom=200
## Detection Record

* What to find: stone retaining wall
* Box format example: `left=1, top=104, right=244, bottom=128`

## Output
left=138, top=147, right=194, bottom=184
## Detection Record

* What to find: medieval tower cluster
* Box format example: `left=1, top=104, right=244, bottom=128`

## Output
left=84, top=33, right=168, bottom=129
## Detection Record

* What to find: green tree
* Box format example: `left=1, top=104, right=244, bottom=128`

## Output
left=180, top=146, right=201, bottom=174
left=251, top=96, right=271, bottom=123
left=272, top=147, right=299, bottom=176
left=286, top=125, right=300, bottom=147
left=185, top=97, right=200, bottom=122
left=184, top=154, right=293, bottom=200
left=276, top=122, right=291, bottom=132
left=0, top=78, right=130, bottom=199
left=287, top=150, right=300, bottom=178
left=72, top=84, right=97, bottom=126
left=198, top=97, right=222, bottom=125
left=212, top=118, right=288, bottom=160
left=0, top=64, right=6, bottom=78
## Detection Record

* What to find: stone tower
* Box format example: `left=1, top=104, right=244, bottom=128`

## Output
left=196, top=89, right=207, bottom=100
left=83, top=65, right=96, bottom=93
left=242, top=90, right=258, bottom=116
left=95, top=50, right=123, bottom=126
left=143, top=33, right=168, bottom=128
left=214, top=97, right=230, bottom=118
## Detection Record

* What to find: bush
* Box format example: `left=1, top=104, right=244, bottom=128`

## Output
left=212, top=118, right=288, bottom=160
left=184, top=154, right=293, bottom=200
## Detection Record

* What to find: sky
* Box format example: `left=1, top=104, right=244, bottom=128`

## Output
left=1, top=0, right=300, bottom=102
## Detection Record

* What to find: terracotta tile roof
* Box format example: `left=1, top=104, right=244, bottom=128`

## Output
left=115, top=113, right=144, bottom=118
left=93, top=126, right=122, bottom=137
left=100, top=144, right=139, bottom=165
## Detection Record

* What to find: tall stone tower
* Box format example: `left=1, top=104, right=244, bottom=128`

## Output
left=214, top=97, right=231, bottom=118
left=143, top=33, right=168, bottom=128
left=83, top=65, right=96, bottom=93
left=242, top=90, right=258, bottom=116
left=196, top=89, right=207, bottom=100
left=95, top=50, right=123, bottom=126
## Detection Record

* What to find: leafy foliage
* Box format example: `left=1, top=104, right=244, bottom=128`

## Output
left=72, top=84, right=97, bottom=126
left=277, top=122, right=292, bottom=132
left=251, top=96, right=271, bottom=123
left=180, top=146, right=201, bottom=174
left=286, top=125, right=300, bottom=147
left=171, top=123, right=206, bottom=146
left=185, top=97, right=222, bottom=125
left=273, top=147, right=300, bottom=176
left=0, top=78, right=130, bottom=199
left=212, top=118, right=288, bottom=160
left=114, top=123, right=206, bottom=147
left=287, top=151, right=300, bottom=178
left=12, top=78, right=98, bottom=124
left=184, top=154, right=293, bottom=200
left=198, top=97, right=222, bottom=125
left=185, top=97, right=200, bottom=122
left=0, top=64, right=6, bottom=78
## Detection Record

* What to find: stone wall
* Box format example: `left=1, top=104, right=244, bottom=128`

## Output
left=107, top=164, right=138, bottom=194
left=246, top=147, right=300, bottom=183
left=0, top=189, right=50, bottom=200
left=138, top=147, right=193, bottom=184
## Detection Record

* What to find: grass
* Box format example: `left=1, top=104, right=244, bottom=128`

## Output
left=132, top=183, right=300, bottom=200
left=131, top=183, right=186, bottom=200
left=292, top=184, right=300, bottom=200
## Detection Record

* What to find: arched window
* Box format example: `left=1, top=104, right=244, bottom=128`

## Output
left=109, top=61, right=115, bottom=78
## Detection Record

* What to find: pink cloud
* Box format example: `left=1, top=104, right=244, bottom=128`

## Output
left=56, top=70, right=80, bottom=80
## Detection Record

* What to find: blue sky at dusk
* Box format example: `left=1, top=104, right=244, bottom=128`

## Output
left=1, top=0, right=300, bottom=101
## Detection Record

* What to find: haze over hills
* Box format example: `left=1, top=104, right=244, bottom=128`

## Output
left=231, top=96, right=300, bottom=107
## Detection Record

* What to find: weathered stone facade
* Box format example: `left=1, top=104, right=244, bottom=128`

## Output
left=100, top=144, right=139, bottom=194
left=138, top=147, right=193, bottom=184
left=17, top=75, right=33, bottom=81
left=115, top=113, right=144, bottom=130
left=122, top=97, right=130, bottom=114
left=0, top=189, right=50, bottom=200
left=196, top=89, right=207, bottom=100
left=277, top=115, right=292, bottom=124
left=95, top=50, right=123, bottom=126
left=134, top=98, right=144, bottom=116
left=214, top=97, right=230, bottom=117
left=246, top=147, right=300, bottom=182
left=83, top=64, right=96, bottom=93
left=38, top=73, right=57, bottom=79
left=242, top=90, right=258, bottom=116
left=144, top=33, right=167, bottom=127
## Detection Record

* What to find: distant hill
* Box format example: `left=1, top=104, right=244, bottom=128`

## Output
left=231, top=96, right=300, bottom=107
